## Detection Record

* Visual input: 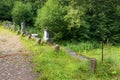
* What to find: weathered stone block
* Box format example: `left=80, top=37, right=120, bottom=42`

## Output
left=36, top=38, right=41, bottom=44
left=21, top=22, right=25, bottom=33
left=43, top=28, right=50, bottom=43
left=27, top=34, right=31, bottom=39
left=54, top=44, right=60, bottom=53
left=89, top=58, right=97, bottom=73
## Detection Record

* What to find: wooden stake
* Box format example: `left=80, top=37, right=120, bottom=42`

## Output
left=101, top=40, right=104, bottom=63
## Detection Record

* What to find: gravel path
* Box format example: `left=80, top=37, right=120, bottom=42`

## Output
left=0, top=29, right=36, bottom=80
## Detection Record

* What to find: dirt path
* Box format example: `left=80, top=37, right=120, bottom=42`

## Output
left=0, top=29, right=36, bottom=80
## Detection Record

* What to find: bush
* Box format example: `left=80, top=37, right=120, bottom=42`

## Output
left=35, top=0, right=67, bottom=41
left=12, top=1, right=33, bottom=25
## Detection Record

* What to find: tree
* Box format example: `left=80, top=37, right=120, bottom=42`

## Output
left=85, top=0, right=120, bottom=62
left=0, top=0, right=15, bottom=21
left=12, top=1, right=33, bottom=25
left=35, top=0, right=67, bottom=41
left=64, top=0, right=90, bottom=40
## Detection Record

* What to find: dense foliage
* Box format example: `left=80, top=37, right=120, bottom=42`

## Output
left=35, top=0, right=67, bottom=41
left=0, top=0, right=120, bottom=44
left=12, top=1, right=33, bottom=25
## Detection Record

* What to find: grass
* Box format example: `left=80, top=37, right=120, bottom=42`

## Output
left=62, top=41, right=100, bottom=53
left=0, top=26, right=11, bottom=35
left=21, top=37, right=85, bottom=80
left=64, top=41, right=120, bottom=80
left=21, top=37, right=120, bottom=80
left=0, top=25, right=120, bottom=80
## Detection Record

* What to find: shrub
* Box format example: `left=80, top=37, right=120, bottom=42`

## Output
left=35, top=0, right=67, bottom=41
left=12, top=1, right=33, bottom=25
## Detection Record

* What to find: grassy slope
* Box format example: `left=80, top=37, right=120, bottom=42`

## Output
left=21, top=38, right=83, bottom=80
left=21, top=38, right=120, bottom=80
left=65, top=42, right=120, bottom=80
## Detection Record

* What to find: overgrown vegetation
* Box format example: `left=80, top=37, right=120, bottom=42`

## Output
left=0, top=0, right=120, bottom=80
left=0, top=22, right=120, bottom=80
left=20, top=36, right=120, bottom=80
left=0, top=0, right=120, bottom=44
left=12, top=1, right=33, bottom=25
left=62, top=41, right=100, bottom=52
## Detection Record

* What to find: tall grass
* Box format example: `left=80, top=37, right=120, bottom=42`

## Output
left=63, top=41, right=100, bottom=53
left=62, top=40, right=120, bottom=80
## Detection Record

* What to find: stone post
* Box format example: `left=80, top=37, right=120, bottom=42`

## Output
left=8, top=21, right=11, bottom=29
left=13, top=23, right=17, bottom=31
left=43, top=28, right=50, bottom=43
left=21, top=21, right=25, bottom=34
left=89, top=58, right=97, bottom=73
left=54, top=44, right=60, bottom=53
left=5, top=22, right=8, bottom=28
left=36, top=38, right=41, bottom=44
left=27, top=34, right=31, bottom=39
